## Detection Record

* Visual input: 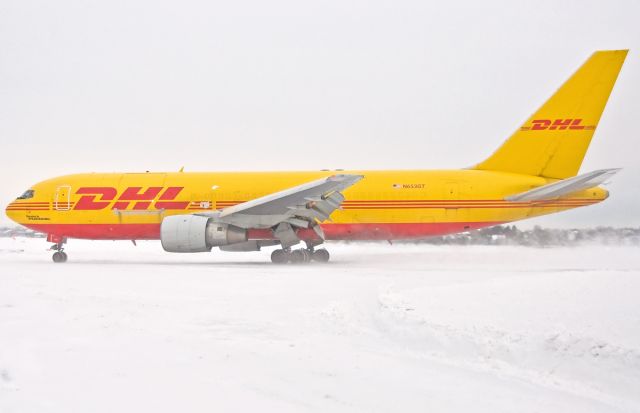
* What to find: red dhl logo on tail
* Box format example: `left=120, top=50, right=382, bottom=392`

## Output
left=74, top=187, right=189, bottom=210
left=520, top=119, right=596, bottom=131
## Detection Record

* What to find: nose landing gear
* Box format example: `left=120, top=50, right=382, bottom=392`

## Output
left=52, top=250, right=68, bottom=263
left=48, top=235, right=68, bottom=263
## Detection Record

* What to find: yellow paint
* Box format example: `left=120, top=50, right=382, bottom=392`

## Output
left=475, top=50, right=627, bottom=179
left=5, top=169, right=608, bottom=229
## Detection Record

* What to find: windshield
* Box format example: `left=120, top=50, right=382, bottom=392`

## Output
left=17, top=189, right=35, bottom=200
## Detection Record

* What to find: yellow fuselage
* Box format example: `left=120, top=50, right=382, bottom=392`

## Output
left=5, top=169, right=607, bottom=241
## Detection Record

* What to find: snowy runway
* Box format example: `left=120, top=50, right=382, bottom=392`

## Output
left=1, top=238, right=639, bottom=412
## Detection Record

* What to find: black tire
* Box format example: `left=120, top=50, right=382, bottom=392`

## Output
left=312, top=249, right=330, bottom=263
left=60, top=252, right=68, bottom=262
left=271, top=249, right=289, bottom=264
left=52, top=251, right=65, bottom=263
left=289, top=249, right=305, bottom=264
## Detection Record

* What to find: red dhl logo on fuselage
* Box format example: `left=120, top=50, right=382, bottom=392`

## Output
left=520, top=119, right=596, bottom=131
left=74, top=187, right=189, bottom=210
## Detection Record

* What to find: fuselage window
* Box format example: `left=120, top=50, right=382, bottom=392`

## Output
left=17, top=189, right=34, bottom=200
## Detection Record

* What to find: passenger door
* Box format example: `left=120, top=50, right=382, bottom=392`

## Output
left=54, top=185, right=72, bottom=211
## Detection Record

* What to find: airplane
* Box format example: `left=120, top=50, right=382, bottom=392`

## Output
left=5, top=50, right=627, bottom=263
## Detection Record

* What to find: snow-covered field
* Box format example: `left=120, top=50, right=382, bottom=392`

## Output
left=1, top=238, right=639, bottom=413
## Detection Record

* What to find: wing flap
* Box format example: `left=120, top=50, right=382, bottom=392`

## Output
left=215, top=174, right=363, bottom=230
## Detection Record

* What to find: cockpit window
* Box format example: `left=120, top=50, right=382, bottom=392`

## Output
left=17, top=189, right=35, bottom=200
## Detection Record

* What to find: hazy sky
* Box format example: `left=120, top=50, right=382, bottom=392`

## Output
left=1, top=0, right=639, bottom=227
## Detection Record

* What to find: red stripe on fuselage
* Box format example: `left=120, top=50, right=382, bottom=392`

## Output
left=22, top=222, right=504, bottom=241
left=216, top=199, right=600, bottom=210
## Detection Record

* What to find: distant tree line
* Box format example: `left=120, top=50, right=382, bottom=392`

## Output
left=414, top=225, right=640, bottom=246
left=0, top=226, right=46, bottom=238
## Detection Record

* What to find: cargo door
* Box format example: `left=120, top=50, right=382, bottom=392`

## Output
left=444, top=182, right=459, bottom=221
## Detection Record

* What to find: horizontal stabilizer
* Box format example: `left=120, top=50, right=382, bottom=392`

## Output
left=505, top=169, right=620, bottom=202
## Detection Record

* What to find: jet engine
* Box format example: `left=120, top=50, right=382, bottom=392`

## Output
left=160, top=214, right=247, bottom=253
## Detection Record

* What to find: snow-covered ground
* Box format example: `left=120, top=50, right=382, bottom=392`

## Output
left=1, top=238, right=639, bottom=413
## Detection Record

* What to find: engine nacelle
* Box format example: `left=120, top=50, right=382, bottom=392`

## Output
left=160, top=215, right=247, bottom=253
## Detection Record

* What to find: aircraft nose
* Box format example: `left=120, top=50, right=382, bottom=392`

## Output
left=5, top=202, right=21, bottom=224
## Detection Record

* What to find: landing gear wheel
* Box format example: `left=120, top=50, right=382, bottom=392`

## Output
left=49, top=239, right=68, bottom=263
left=288, top=249, right=312, bottom=264
left=311, top=249, right=330, bottom=263
left=289, top=249, right=305, bottom=264
left=271, top=249, right=289, bottom=264
left=52, top=251, right=67, bottom=263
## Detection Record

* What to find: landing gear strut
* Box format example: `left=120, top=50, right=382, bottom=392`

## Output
left=49, top=236, right=68, bottom=263
left=270, top=247, right=330, bottom=264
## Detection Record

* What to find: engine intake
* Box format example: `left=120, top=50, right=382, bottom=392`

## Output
left=160, top=215, right=247, bottom=253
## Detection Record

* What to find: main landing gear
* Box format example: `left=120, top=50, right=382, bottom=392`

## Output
left=270, top=247, right=330, bottom=264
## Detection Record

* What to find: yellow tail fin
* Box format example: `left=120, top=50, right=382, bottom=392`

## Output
left=474, top=50, right=627, bottom=179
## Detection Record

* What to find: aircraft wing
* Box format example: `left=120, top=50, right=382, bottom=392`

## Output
left=505, top=169, right=620, bottom=202
left=211, top=174, right=364, bottom=231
